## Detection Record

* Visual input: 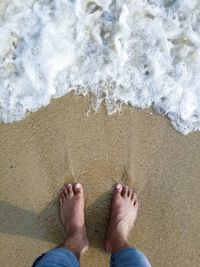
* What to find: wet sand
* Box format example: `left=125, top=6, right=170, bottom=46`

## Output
left=0, top=93, right=200, bottom=267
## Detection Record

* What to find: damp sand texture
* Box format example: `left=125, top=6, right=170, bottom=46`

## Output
left=0, top=94, right=200, bottom=267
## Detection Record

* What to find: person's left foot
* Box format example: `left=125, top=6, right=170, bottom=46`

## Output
left=59, top=183, right=89, bottom=258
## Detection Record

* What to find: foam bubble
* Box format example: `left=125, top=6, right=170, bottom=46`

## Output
left=0, top=0, right=200, bottom=134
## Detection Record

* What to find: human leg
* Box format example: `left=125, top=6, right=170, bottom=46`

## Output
left=110, top=247, right=151, bottom=267
left=32, top=248, right=80, bottom=267
left=33, top=183, right=89, bottom=267
left=106, top=184, right=151, bottom=267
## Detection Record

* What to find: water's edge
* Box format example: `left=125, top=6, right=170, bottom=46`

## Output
left=0, top=0, right=200, bottom=134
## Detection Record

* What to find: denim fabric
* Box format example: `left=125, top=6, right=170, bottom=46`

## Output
left=33, top=247, right=151, bottom=267
left=111, top=247, right=152, bottom=267
left=33, top=248, right=80, bottom=267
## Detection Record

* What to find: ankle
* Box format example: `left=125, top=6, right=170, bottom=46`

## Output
left=61, top=237, right=83, bottom=259
left=109, top=241, right=130, bottom=254
left=61, top=231, right=89, bottom=258
left=67, top=225, right=87, bottom=238
left=106, top=233, right=130, bottom=254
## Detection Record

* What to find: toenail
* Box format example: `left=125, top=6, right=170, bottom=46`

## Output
left=116, top=184, right=121, bottom=189
left=75, top=183, right=81, bottom=189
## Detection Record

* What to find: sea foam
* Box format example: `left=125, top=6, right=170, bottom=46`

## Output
left=0, top=0, right=200, bottom=134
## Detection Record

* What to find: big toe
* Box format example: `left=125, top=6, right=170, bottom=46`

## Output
left=73, top=183, right=83, bottom=195
left=114, top=183, right=123, bottom=196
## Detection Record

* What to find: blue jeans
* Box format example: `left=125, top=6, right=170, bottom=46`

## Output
left=33, top=247, right=151, bottom=267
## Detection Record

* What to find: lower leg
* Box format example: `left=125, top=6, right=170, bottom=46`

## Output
left=59, top=183, right=89, bottom=259
left=106, top=184, right=151, bottom=267
left=111, top=247, right=152, bottom=267
left=33, top=248, right=80, bottom=267
left=33, top=183, right=88, bottom=267
left=106, top=184, right=138, bottom=254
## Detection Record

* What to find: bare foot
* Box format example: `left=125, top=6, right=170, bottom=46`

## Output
left=106, top=184, right=139, bottom=254
left=59, top=183, right=89, bottom=259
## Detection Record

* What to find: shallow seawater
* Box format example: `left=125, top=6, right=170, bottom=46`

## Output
left=0, top=0, right=200, bottom=134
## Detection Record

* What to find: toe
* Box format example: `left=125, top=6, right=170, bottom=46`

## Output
left=59, top=197, right=63, bottom=205
left=67, top=184, right=73, bottom=196
left=122, top=185, right=129, bottom=197
left=114, top=184, right=122, bottom=195
left=63, top=187, right=68, bottom=198
left=134, top=199, right=139, bottom=207
left=131, top=192, right=137, bottom=201
left=74, top=183, right=83, bottom=195
left=128, top=189, right=133, bottom=198
left=60, top=192, right=65, bottom=202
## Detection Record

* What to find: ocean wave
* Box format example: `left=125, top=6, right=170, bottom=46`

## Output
left=0, top=0, right=200, bottom=134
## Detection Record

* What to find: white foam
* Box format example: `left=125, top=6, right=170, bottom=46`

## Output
left=0, top=0, right=200, bottom=134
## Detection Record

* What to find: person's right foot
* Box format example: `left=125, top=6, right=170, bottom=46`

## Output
left=106, top=184, right=139, bottom=254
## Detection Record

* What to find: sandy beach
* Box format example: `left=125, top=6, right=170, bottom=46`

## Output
left=0, top=93, right=200, bottom=267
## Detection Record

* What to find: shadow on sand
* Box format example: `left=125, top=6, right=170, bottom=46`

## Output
left=0, top=190, right=113, bottom=251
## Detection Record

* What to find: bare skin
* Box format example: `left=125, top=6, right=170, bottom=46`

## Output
left=59, top=183, right=89, bottom=259
left=59, top=183, right=138, bottom=259
left=106, top=184, right=139, bottom=254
